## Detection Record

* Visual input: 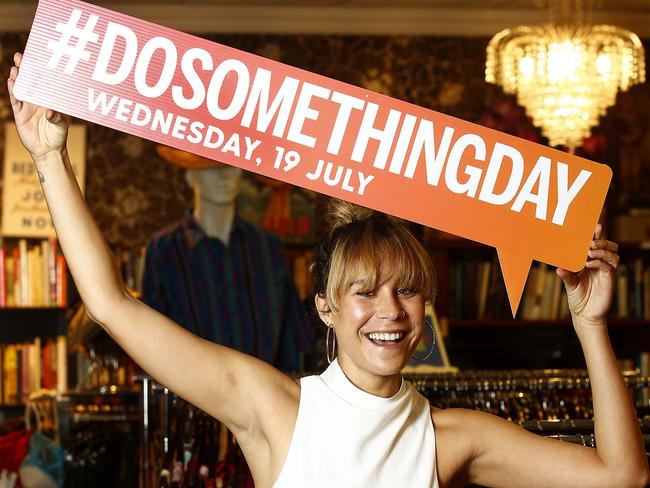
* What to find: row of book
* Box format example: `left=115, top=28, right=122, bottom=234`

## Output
left=0, top=238, right=67, bottom=307
left=450, top=258, right=570, bottom=321
left=0, top=336, right=68, bottom=405
left=450, top=255, right=650, bottom=322
left=615, top=258, right=650, bottom=320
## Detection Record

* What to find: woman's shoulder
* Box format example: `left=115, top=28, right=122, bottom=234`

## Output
left=430, top=407, right=482, bottom=486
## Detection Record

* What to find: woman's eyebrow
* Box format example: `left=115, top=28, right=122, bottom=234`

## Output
left=349, top=279, right=371, bottom=286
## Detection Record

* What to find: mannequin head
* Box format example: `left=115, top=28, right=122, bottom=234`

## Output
left=185, top=166, right=243, bottom=206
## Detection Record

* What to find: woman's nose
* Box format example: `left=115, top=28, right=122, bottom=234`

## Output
left=376, top=292, right=402, bottom=320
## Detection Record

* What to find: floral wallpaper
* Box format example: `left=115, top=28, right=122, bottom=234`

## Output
left=0, top=32, right=647, bottom=249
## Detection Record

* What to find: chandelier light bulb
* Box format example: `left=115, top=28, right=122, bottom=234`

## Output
left=486, top=6, right=646, bottom=152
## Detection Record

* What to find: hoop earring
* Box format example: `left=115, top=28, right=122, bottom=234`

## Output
left=326, top=325, right=337, bottom=364
left=411, top=319, right=436, bottom=361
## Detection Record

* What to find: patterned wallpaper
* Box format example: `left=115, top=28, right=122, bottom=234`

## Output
left=0, top=32, right=648, bottom=249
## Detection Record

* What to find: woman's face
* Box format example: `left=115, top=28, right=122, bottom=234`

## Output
left=326, top=274, right=425, bottom=383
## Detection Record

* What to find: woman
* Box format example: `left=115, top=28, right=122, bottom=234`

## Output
left=7, top=52, right=649, bottom=488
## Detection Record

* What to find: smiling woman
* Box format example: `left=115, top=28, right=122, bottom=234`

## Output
left=311, top=199, right=436, bottom=391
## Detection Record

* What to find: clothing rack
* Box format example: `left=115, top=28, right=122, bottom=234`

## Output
left=140, top=379, right=252, bottom=488
left=57, top=387, right=140, bottom=488
left=138, top=370, right=650, bottom=488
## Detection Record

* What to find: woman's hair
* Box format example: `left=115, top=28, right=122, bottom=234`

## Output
left=312, top=199, right=436, bottom=313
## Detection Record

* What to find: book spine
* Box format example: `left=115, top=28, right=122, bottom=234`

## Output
left=0, top=245, right=5, bottom=308
left=617, top=264, right=629, bottom=318
left=33, top=337, right=42, bottom=392
left=4, top=345, right=17, bottom=404
left=56, top=254, right=67, bottom=307
left=41, top=240, right=49, bottom=307
left=644, top=267, right=650, bottom=321
left=49, top=237, right=58, bottom=306
left=56, top=335, right=67, bottom=394
left=19, top=239, right=28, bottom=306
left=634, top=258, right=644, bottom=319
left=0, top=345, right=4, bottom=404
left=13, top=247, right=20, bottom=306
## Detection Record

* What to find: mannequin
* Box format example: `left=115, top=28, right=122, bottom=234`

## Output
left=141, top=147, right=312, bottom=371
left=185, top=165, right=242, bottom=245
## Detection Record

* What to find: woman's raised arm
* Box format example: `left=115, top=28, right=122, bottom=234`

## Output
left=6, top=53, right=296, bottom=443
left=457, top=225, right=649, bottom=488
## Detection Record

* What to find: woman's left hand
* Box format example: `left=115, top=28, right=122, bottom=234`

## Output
left=556, top=224, right=619, bottom=326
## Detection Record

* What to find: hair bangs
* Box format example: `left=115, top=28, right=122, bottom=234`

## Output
left=325, top=220, right=436, bottom=312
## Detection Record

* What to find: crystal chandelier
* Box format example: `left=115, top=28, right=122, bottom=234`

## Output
left=485, top=0, right=645, bottom=152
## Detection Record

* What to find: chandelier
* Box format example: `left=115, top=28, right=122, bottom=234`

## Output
left=485, top=0, right=645, bottom=152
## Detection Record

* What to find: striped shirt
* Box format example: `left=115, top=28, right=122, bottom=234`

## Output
left=141, top=214, right=312, bottom=371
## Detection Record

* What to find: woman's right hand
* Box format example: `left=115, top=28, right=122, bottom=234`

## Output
left=7, top=52, right=70, bottom=162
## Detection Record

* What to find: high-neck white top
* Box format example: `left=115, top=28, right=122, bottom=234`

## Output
left=272, top=359, right=440, bottom=487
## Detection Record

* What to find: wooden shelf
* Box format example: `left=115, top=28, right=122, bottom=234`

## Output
left=0, top=306, right=66, bottom=311
left=0, top=307, right=67, bottom=342
left=448, top=318, right=650, bottom=328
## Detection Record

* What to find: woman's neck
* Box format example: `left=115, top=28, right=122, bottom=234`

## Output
left=336, top=355, right=403, bottom=398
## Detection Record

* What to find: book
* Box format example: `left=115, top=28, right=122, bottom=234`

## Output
left=617, top=264, right=629, bottom=318
left=41, top=240, right=50, bottom=306
left=56, top=254, right=67, bottom=307
left=0, top=245, right=5, bottom=307
left=476, top=260, right=491, bottom=320
left=3, top=345, right=17, bottom=404
left=643, top=267, right=650, bottom=320
left=48, top=238, right=58, bottom=305
left=19, top=239, right=28, bottom=306
left=56, top=335, right=67, bottom=393
left=549, top=272, right=563, bottom=320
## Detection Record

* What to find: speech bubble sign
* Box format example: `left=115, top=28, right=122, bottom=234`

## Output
left=13, top=0, right=612, bottom=315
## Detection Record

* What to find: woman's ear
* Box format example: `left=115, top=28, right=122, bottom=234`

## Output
left=314, top=294, right=331, bottom=325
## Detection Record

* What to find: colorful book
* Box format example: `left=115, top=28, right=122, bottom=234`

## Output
left=19, top=239, right=28, bottom=306
left=56, top=254, right=67, bottom=307
left=48, top=238, right=58, bottom=305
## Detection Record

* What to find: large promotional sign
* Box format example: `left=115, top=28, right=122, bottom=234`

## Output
left=13, top=0, right=612, bottom=314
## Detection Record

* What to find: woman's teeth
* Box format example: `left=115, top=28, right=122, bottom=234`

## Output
left=367, top=332, right=404, bottom=342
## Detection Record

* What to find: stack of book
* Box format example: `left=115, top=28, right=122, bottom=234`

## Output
left=614, top=258, right=650, bottom=320
left=0, top=237, right=67, bottom=307
left=449, top=258, right=570, bottom=321
left=0, top=336, right=67, bottom=405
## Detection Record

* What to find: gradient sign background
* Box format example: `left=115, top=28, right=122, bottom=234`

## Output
left=13, top=0, right=612, bottom=314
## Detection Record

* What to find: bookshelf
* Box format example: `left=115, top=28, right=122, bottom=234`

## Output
left=425, top=230, right=650, bottom=370
left=0, top=237, right=67, bottom=308
left=0, top=237, right=70, bottom=411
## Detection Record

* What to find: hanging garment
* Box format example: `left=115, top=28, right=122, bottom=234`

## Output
left=272, top=359, right=440, bottom=488
left=0, top=429, right=29, bottom=481
left=142, top=214, right=313, bottom=371
left=19, top=431, right=64, bottom=488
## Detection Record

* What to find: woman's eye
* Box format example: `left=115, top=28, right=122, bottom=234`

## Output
left=355, top=290, right=374, bottom=297
left=397, top=288, right=416, bottom=296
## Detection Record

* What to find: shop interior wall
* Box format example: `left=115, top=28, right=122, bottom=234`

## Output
left=0, top=32, right=648, bottom=370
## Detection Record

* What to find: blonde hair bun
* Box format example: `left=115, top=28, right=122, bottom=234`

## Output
left=326, top=199, right=380, bottom=233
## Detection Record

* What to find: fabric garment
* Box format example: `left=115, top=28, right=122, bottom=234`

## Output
left=142, top=214, right=312, bottom=371
left=0, top=429, right=29, bottom=480
left=19, top=431, right=64, bottom=488
left=273, top=359, right=440, bottom=488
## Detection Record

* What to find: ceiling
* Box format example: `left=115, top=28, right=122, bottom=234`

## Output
left=1, top=0, right=649, bottom=36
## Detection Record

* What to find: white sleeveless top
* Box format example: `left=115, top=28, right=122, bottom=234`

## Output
left=273, top=359, right=440, bottom=487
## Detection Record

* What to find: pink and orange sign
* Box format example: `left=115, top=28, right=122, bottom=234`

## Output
left=13, top=0, right=612, bottom=314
